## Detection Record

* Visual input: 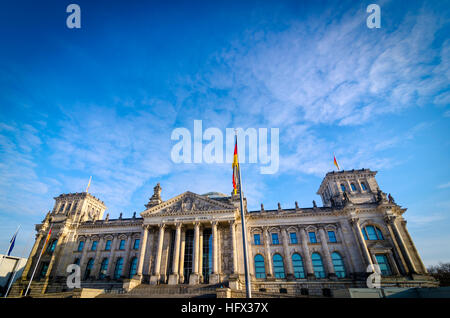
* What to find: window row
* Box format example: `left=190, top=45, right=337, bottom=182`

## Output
left=253, top=231, right=338, bottom=246
left=77, top=238, right=140, bottom=252
left=340, top=181, right=368, bottom=193
left=254, top=252, right=347, bottom=279
left=74, top=256, right=139, bottom=280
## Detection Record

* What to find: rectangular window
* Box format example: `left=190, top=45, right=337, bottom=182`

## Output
left=271, top=233, right=279, bottom=245
left=77, top=241, right=84, bottom=252
left=254, top=234, right=261, bottom=245
left=119, top=239, right=126, bottom=250
left=289, top=232, right=298, bottom=244
left=328, top=231, right=337, bottom=243
left=91, top=241, right=98, bottom=251
left=133, top=239, right=140, bottom=250
left=375, top=254, right=392, bottom=276
left=105, top=240, right=112, bottom=251
left=308, top=232, right=317, bottom=243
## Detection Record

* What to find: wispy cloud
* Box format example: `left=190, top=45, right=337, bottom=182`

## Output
left=438, top=182, right=450, bottom=189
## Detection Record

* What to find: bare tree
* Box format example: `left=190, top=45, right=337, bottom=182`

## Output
left=427, top=262, right=450, bottom=287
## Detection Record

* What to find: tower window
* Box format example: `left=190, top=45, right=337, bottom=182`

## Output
left=91, top=241, right=98, bottom=251
left=105, top=240, right=112, bottom=251
left=340, top=184, right=346, bottom=192
left=361, top=182, right=367, bottom=191
left=77, top=241, right=85, bottom=252
left=289, top=232, right=298, bottom=244
left=328, top=231, right=337, bottom=243
left=133, top=239, right=140, bottom=250
left=119, top=239, right=126, bottom=250
left=308, top=232, right=317, bottom=243
left=350, top=183, right=356, bottom=191
left=362, top=225, right=384, bottom=240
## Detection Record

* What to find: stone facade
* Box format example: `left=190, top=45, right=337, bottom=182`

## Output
left=14, top=169, right=437, bottom=297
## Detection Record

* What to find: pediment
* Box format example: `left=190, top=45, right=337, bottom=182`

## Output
left=141, top=191, right=236, bottom=217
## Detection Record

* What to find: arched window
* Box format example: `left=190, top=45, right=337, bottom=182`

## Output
left=114, top=257, right=123, bottom=279
left=129, top=257, right=138, bottom=278
left=84, top=258, right=94, bottom=280
left=361, top=225, right=384, bottom=240
left=361, top=182, right=367, bottom=191
left=273, top=254, right=286, bottom=278
left=350, top=183, right=356, bottom=191
left=254, top=254, right=266, bottom=279
left=292, top=253, right=305, bottom=279
left=99, top=258, right=109, bottom=279
left=340, top=184, right=346, bottom=192
left=331, top=252, right=346, bottom=278
left=311, top=253, right=326, bottom=278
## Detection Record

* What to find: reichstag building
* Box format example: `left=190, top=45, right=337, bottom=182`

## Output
left=10, top=168, right=437, bottom=297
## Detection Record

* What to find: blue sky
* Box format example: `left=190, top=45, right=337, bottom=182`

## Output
left=0, top=0, right=449, bottom=266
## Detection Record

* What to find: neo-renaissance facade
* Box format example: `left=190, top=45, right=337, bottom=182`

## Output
left=11, top=169, right=438, bottom=297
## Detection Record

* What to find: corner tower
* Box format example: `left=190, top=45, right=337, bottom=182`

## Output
left=316, top=168, right=381, bottom=207
left=51, top=192, right=107, bottom=223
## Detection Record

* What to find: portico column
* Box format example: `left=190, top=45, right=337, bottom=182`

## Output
left=199, top=227, right=204, bottom=282
left=178, top=228, right=186, bottom=283
left=263, top=227, right=274, bottom=278
left=210, top=221, right=220, bottom=284
left=136, top=226, right=149, bottom=280
left=281, top=228, right=294, bottom=280
left=299, top=227, right=315, bottom=279
left=350, top=217, right=374, bottom=271
left=168, top=223, right=182, bottom=285
left=150, top=224, right=165, bottom=284
left=318, top=227, right=336, bottom=279
left=230, top=221, right=238, bottom=275
left=189, top=222, right=201, bottom=284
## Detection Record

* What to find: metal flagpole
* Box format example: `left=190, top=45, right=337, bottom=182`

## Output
left=235, top=132, right=252, bottom=298
left=24, top=223, right=53, bottom=297
left=4, top=228, right=32, bottom=298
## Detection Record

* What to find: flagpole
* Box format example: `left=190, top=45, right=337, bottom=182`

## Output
left=24, top=223, right=52, bottom=297
left=4, top=229, right=32, bottom=298
left=235, top=132, right=252, bottom=298
left=0, top=225, right=20, bottom=270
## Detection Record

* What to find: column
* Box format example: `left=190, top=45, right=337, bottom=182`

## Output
left=136, top=226, right=149, bottom=280
left=21, top=232, right=45, bottom=281
left=263, top=227, right=274, bottom=278
left=41, top=233, right=66, bottom=293
left=210, top=221, right=220, bottom=284
left=281, top=228, right=294, bottom=280
left=150, top=224, right=165, bottom=284
left=169, top=223, right=182, bottom=284
left=92, top=236, right=105, bottom=278
left=230, top=221, right=238, bottom=275
left=350, top=218, right=374, bottom=271
left=385, top=216, right=417, bottom=274
left=121, top=235, right=133, bottom=279
left=189, top=222, right=201, bottom=285
left=401, top=219, right=427, bottom=273
left=178, top=228, right=186, bottom=283
left=299, top=227, right=314, bottom=279
left=318, top=227, right=336, bottom=279
left=106, top=235, right=118, bottom=278
left=79, top=236, right=92, bottom=276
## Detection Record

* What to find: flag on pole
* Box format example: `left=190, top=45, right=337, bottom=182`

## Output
left=85, top=176, right=92, bottom=193
left=232, top=136, right=239, bottom=195
left=40, top=227, right=52, bottom=257
left=7, top=229, right=19, bottom=256
left=333, top=155, right=340, bottom=171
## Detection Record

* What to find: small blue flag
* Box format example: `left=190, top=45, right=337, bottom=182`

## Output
left=7, top=230, right=18, bottom=256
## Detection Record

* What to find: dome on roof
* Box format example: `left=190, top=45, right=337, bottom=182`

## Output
left=202, top=192, right=228, bottom=198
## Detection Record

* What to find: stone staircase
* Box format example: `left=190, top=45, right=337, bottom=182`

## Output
left=97, top=283, right=220, bottom=298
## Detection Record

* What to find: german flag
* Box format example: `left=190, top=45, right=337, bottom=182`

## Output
left=232, top=135, right=239, bottom=195
left=333, top=155, right=340, bottom=171
left=40, top=226, right=52, bottom=257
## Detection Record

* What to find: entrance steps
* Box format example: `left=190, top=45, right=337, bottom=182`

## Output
left=97, top=283, right=220, bottom=298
